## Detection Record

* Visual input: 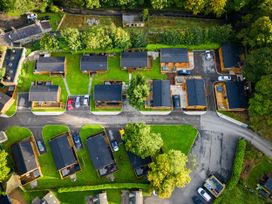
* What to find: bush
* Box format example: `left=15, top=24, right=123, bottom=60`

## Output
left=58, top=183, right=150, bottom=193
left=50, top=4, right=60, bottom=13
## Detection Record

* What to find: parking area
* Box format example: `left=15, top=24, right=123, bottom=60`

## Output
left=29, top=127, right=47, bottom=155
left=17, top=92, right=31, bottom=109
left=171, top=85, right=187, bottom=109
left=66, top=95, right=90, bottom=111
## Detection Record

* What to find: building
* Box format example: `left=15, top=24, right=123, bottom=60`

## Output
left=80, top=55, right=108, bottom=74
left=49, top=133, right=81, bottom=178
left=127, top=152, right=151, bottom=177
left=0, top=21, right=51, bottom=46
left=0, top=87, right=16, bottom=115
left=11, top=137, right=42, bottom=185
left=122, top=14, right=144, bottom=27
left=146, top=80, right=171, bottom=109
left=86, top=132, right=117, bottom=176
left=120, top=51, right=151, bottom=71
left=86, top=192, right=108, bottom=204
left=94, top=84, right=123, bottom=108
left=204, top=175, right=225, bottom=198
left=1, top=48, right=26, bottom=86
left=160, top=48, right=189, bottom=73
left=215, top=81, right=248, bottom=111
left=185, top=78, right=207, bottom=110
left=217, top=42, right=242, bottom=74
left=34, top=56, right=66, bottom=76
left=32, top=191, right=60, bottom=204
left=29, top=84, right=63, bottom=110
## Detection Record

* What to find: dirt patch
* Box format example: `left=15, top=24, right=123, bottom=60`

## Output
left=0, top=13, right=29, bottom=31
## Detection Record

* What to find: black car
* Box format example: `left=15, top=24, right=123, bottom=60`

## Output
left=177, top=69, right=191, bottom=76
left=172, top=95, right=181, bottom=109
left=192, top=195, right=205, bottom=204
left=72, top=132, right=82, bottom=150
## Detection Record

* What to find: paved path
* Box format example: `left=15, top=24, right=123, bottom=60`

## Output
left=63, top=77, right=71, bottom=96
left=88, top=76, right=93, bottom=95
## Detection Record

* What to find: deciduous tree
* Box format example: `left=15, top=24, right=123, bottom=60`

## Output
left=40, top=34, right=59, bottom=52
left=148, top=150, right=191, bottom=198
left=151, top=0, right=170, bottom=9
left=0, top=150, right=10, bottom=182
left=208, top=0, right=227, bottom=17
left=123, top=123, right=163, bottom=158
left=185, top=0, right=206, bottom=15
left=60, top=28, right=82, bottom=51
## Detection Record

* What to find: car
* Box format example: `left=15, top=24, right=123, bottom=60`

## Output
left=83, top=95, right=89, bottom=106
left=172, top=95, right=181, bottom=109
left=72, top=132, right=82, bottom=149
left=177, top=69, right=191, bottom=76
left=111, top=140, right=119, bottom=152
left=218, top=75, right=231, bottom=81
left=205, top=51, right=213, bottom=60
left=108, top=129, right=114, bottom=141
left=192, top=195, right=205, bottom=204
left=37, top=140, right=45, bottom=152
left=119, top=128, right=125, bottom=138
left=197, top=187, right=212, bottom=202
left=27, top=13, right=37, bottom=21
left=75, top=96, right=80, bottom=108
left=67, top=99, right=74, bottom=111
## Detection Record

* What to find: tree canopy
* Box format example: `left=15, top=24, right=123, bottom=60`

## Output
left=40, top=34, right=59, bottom=52
left=148, top=150, right=191, bottom=198
left=0, top=150, right=10, bottom=183
left=123, top=123, right=163, bottom=158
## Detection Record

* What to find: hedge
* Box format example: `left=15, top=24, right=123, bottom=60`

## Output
left=58, top=183, right=150, bottom=193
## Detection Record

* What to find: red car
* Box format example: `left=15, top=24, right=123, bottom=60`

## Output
left=67, top=99, right=74, bottom=111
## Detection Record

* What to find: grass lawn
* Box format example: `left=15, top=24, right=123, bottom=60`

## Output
left=18, top=61, right=68, bottom=103
left=146, top=43, right=221, bottom=51
left=218, top=111, right=249, bottom=124
left=5, top=99, right=17, bottom=117
left=151, top=125, right=198, bottom=155
left=59, top=14, right=122, bottom=30
left=38, top=12, right=63, bottom=31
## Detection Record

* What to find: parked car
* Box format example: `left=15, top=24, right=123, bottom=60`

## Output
left=177, top=69, right=191, bottom=76
left=111, top=140, right=119, bottom=152
left=108, top=129, right=114, bottom=141
left=75, top=96, right=80, bottom=108
left=72, top=132, right=82, bottom=149
left=67, top=99, right=74, bottom=111
left=83, top=95, right=89, bottom=106
left=205, top=51, right=213, bottom=60
left=27, top=13, right=37, bottom=21
left=119, top=128, right=125, bottom=138
left=197, top=187, right=212, bottom=202
left=37, top=140, right=45, bottom=152
left=218, top=75, right=231, bottom=81
left=192, top=195, right=205, bottom=204
left=172, top=95, right=181, bottom=109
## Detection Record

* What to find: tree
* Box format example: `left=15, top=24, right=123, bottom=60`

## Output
left=40, top=34, right=59, bottom=52
left=60, top=28, right=82, bottom=51
left=148, top=150, right=191, bottom=198
left=185, top=0, right=206, bottom=15
left=151, top=0, right=170, bottom=9
left=227, top=0, right=250, bottom=11
left=0, top=150, right=10, bottom=182
left=85, top=0, right=100, bottom=8
left=162, top=30, right=181, bottom=45
left=143, top=8, right=149, bottom=21
left=129, top=29, right=148, bottom=48
left=207, top=0, right=227, bottom=17
left=127, top=75, right=149, bottom=109
left=123, top=123, right=163, bottom=158
left=110, top=25, right=131, bottom=49
left=249, top=75, right=272, bottom=139
left=243, top=47, right=272, bottom=83
left=0, top=67, right=6, bottom=80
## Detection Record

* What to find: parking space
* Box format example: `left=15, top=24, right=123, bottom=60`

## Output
left=30, top=127, right=47, bottom=155
left=171, top=85, right=187, bottom=109
left=17, top=92, right=31, bottom=109
left=106, top=127, right=122, bottom=144
left=67, top=95, right=90, bottom=111
left=192, top=51, right=217, bottom=77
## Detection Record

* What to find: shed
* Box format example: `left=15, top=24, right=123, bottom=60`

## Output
left=186, top=79, right=206, bottom=107
left=94, top=85, right=122, bottom=102
left=121, top=52, right=148, bottom=68
left=225, top=81, right=248, bottom=109
left=29, top=85, right=59, bottom=102
left=221, top=43, right=240, bottom=68
left=80, top=55, right=108, bottom=73
left=160, top=48, right=189, bottom=63
left=36, top=57, right=65, bottom=73
left=152, top=80, right=171, bottom=107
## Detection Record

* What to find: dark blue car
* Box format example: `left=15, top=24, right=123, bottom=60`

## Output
left=72, top=132, right=82, bottom=150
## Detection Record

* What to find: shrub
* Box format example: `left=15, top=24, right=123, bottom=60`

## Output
left=50, top=4, right=60, bottom=13
left=58, top=183, right=150, bottom=193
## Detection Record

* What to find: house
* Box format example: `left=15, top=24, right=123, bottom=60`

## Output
left=185, top=78, right=207, bottom=110
left=127, top=152, right=151, bottom=177
left=11, top=137, right=42, bottom=185
left=120, top=51, right=151, bottom=71
left=49, top=133, right=81, bottom=178
left=94, top=84, right=123, bottom=108
left=86, top=132, right=117, bottom=176
left=29, top=84, right=63, bottom=110
left=80, top=55, right=108, bottom=74
left=0, top=21, right=51, bottom=46
left=217, top=42, right=242, bottom=74
left=1, top=48, right=26, bottom=86
left=0, top=89, right=16, bottom=115
left=86, top=192, right=108, bottom=204
left=214, top=81, right=248, bottom=111
left=32, top=191, right=60, bottom=204
left=34, top=56, right=66, bottom=76
left=122, top=14, right=144, bottom=27
left=146, top=80, right=171, bottom=109
left=160, top=48, right=189, bottom=73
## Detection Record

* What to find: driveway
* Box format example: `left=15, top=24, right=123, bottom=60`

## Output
left=17, top=92, right=31, bottom=110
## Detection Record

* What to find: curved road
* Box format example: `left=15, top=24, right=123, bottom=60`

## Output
left=0, top=109, right=272, bottom=157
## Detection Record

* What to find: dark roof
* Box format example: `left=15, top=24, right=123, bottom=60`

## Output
left=49, top=134, right=77, bottom=170
left=221, top=43, right=241, bottom=68
left=86, top=133, right=115, bottom=169
left=186, top=79, right=206, bottom=106
left=225, top=81, right=248, bottom=109
left=160, top=48, right=189, bottom=63
left=264, top=178, right=272, bottom=193
left=152, top=80, right=171, bottom=107
left=80, top=55, right=108, bottom=72
left=127, top=152, right=151, bottom=170
left=29, top=85, right=59, bottom=102
left=94, top=85, right=122, bottom=101
left=11, top=139, right=37, bottom=175
left=0, top=195, right=11, bottom=204
left=0, top=92, right=11, bottom=110
left=36, top=57, right=65, bottom=72
left=2, top=48, right=24, bottom=83
left=122, top=14, right=143, bottom=24
left=121, top=52, right=148, bottom=68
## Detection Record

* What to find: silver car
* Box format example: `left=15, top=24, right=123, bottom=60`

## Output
left=197, top=187, right=211, bottom=202
left=75, top=96, right=80, bottom=108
